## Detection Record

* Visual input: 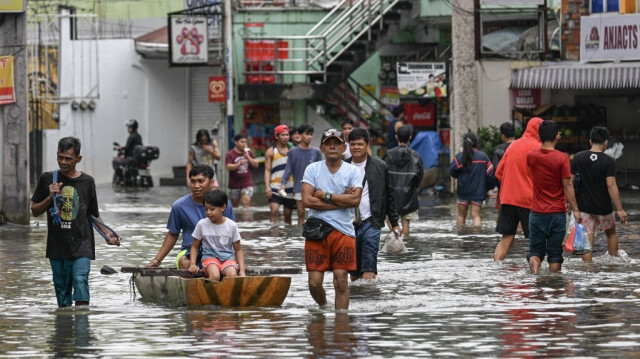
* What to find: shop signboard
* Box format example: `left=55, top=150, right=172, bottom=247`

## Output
left=581, top=13, right=640, bottom=62
left=170, top=16, right=208, bottom=64
left=0, top=0, right=25, bottom=12
left=404, top=102, right=435, bottom=128
left=396, top=62, right=447, bottom=98
left=0, top=56, right=16, bottom=105
left=209, top=76, right=226, bottom=102
left=510, top=88, right=541, bottom=110
left=380, top=86, right=400, bottom=107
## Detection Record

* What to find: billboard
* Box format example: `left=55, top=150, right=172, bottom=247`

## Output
left=170, top=16, right=208, bottom=64
left=396, top=62, right=447, bottom=98
left=581, top=13, right=640, bottom=62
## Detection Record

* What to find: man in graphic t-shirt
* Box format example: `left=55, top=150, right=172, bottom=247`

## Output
left=571, top=126, right=627, bottom=261
left=31, top=137, right=121, bottom=308
left=225, top=133, right=258, bottom=208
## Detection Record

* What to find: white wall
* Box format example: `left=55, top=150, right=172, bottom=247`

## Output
left=477, top=60, right=513, bottom=128
left=44, top=29, right=188, bottom=184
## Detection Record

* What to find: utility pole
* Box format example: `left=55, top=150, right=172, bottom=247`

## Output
left=450, top=0, right=479, bottom=156
left=0, top=9, right=30, bottom=225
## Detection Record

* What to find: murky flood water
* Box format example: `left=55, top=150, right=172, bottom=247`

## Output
left=2, top=184, right=640, bottom=357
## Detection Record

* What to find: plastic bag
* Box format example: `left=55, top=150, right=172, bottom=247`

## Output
left=381, top=232, right=407, bottom=254
left=563, top=215, right=592, bottom=255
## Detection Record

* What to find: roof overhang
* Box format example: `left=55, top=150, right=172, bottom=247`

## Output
left=511, top=61, right=640, bottom=90
left=134, top=26, right=169, bottom=59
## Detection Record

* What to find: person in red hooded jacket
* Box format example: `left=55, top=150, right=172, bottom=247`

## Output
left=493, top=117, right=543, bottom=261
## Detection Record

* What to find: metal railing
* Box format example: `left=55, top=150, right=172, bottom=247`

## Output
left=243, top=0, right=402, bottom=83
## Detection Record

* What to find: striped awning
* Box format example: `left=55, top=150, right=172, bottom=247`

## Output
left=510, top=62, right=640, bottom=90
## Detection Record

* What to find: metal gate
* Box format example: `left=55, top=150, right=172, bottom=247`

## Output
left=189, top=66, right=225, bottom=186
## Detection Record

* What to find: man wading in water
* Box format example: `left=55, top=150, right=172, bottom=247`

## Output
left=301, top=129, right=363, bottom=310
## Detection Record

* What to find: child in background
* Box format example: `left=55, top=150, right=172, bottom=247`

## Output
left=450, top=132, right=494, bottom=227
left=189, top=190, right=246, bottom=281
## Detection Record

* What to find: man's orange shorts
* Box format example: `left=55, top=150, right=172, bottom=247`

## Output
left=305, top=229, right=356, bottom=272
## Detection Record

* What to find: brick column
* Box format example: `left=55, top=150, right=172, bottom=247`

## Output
left=561, top=0, right=590, bottom=60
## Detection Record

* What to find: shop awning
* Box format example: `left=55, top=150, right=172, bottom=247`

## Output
left=510, top=62, right=640, bottom=90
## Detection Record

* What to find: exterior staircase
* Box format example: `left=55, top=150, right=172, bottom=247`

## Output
left=238, top=0, right=420, bottom=101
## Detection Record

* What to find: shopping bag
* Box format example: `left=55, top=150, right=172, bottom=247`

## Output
left=563, top=216, right=592, bottom=255
left=562, top=215, right=577, bottom=252
left=381, top=232, right=407, bottom=254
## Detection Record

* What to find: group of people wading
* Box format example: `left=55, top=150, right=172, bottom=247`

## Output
left=450, top=118, right=628, bottom=275
left=33, top=114, right=627, bottom=311
left=32, top=116, right=425, bottom=310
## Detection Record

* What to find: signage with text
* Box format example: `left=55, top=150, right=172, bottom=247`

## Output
left=0, top=56, right=15, bottom=105
left=404, top=102, right=435, bottom=128
left=171, top=16, right=209, bottom=64
left=396, top=62, right=447, bottom=98
left=581, top=13, right=640, bottom=62
left=510, top=88, right=541, bottom=109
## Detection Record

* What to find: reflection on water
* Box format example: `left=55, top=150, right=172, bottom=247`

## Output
left=1, top=185, right=640, bottom=357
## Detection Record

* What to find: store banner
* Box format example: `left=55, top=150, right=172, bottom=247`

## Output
left=581, top=13, right=640, bottom=62
left=510, top=88, right=541, bottom=109
left=396, top=62, right=447, bottom=98
left=380, top=86, right=400, bottom=107
left=170, top=16, right=208, bottom=64
left=209, top=76, right=226, bottom=102
left=0, top=0, right=25, bottom=12
left=0, top=56, right=16, bottom=105
left=404, top=102, right=435, bottom=128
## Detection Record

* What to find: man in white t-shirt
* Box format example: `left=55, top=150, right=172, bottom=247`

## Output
left=301, top=128, right=363, bottom=310
left=346, top=128, right=401, bottom=281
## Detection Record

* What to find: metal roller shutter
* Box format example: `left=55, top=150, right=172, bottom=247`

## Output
left=189, top=66, right=223, bottom=142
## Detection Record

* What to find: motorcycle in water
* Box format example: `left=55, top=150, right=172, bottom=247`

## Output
left=112, top=142, right=160, bottom=188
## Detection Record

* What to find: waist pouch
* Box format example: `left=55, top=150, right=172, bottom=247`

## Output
left=302, top=217, right=334, bottom=241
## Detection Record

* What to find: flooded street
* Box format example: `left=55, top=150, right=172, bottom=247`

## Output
left=2, top=184, right=640, bottom=357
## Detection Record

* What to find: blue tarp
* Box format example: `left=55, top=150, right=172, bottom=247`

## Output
left=411, top=131, right=448, bottom=169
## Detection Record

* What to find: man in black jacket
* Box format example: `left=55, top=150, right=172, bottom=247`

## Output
left=347, top=128, right=401, bottom=281
left=385, top=125, right=424, bottom=237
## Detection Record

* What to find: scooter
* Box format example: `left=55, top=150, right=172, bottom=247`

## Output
left=112, top=142, right=160, bottom=188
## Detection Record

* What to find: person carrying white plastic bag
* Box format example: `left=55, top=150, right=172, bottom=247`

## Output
left=563, top=214, right=592, bottom=255
left=381, top=230, right=407, bottom=254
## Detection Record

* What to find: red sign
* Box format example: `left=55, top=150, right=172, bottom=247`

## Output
left=209, top=76, right=227, bottom=102
left=510, top=88, right=541, bottom=109
left=404, top=102, right=435, bottom=127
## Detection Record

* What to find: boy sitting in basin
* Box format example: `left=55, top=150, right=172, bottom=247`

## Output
left=189, top=190, right=246, bottom=281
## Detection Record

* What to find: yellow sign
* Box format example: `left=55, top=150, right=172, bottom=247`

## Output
left=0, top=0, right=25, bottom=12
left=0, top=55, right=15, bottom=105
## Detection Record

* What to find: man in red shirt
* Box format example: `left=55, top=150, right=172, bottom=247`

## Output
left=493, top=117, right=543, bottom=261
left=225, top=134, right=259, bottom=208
left=526, top=120, right=581, bottom=274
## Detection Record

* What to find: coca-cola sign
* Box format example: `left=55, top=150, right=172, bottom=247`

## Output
left=404, top=102, right=435, bottom=128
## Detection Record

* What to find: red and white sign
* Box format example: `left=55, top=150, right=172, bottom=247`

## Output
left=209, top=76, right=227, bottom=102
left=510, top=88, right=541, bottom=109
left=0, top=56, right=15, bottom=105
left=581, top=13, right=640, bottom=62
left=404, top=102, right=435, bottom=128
